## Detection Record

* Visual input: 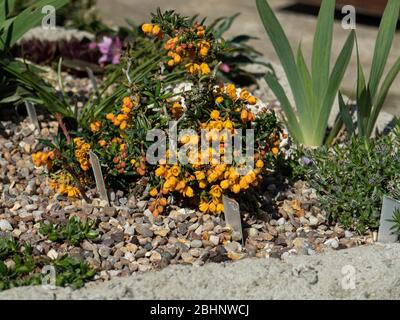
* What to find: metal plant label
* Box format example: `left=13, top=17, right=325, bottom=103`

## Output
left=25, top=101, right=40, bottom=130
left=89, top=151, right=109, bottom=204
left=223, top=195, right=243, bottom=243
left=378, top=196, right=400, bottom=243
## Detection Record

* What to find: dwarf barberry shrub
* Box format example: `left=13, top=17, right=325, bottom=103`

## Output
left=32, top=10, right=284, bottom=216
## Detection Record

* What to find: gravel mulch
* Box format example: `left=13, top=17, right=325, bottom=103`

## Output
left=0, top=113, right=374, bottom=284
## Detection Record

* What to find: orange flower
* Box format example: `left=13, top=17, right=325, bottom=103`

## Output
left=215, top=96, right=224, bottom=104
left=240, top=109, right=249, bottom=122
left=90, top=120, right=101, bottom=133
left=247, top=96, right=257, bottom=105
left=186, top=63, right=200, bottom=75
left=150, top=188, right=158, bottom=197
left=152, top=24, right=161, bottom=36
left=210, top=110, right=220, bottom=120
left=200, top=63, right=211, bottom=75
left=141, top=24, right=153, bottom=33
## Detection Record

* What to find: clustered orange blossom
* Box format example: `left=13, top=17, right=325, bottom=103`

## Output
left=145, top=84, right=280, bottom=216
left=74, top=138, right=91, bottom=171
left=48, top=172, right=80, bottom=198
left=32, top=150, right=55, bottom=169
left=105, top=96, right=138, bottom=131
left=142, top=21, right=214, bottom=76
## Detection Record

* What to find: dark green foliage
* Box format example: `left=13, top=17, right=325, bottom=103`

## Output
left=0, top=237, right=95, bottom=291
left=39, top=216, right=99, bottom=246
left=388, top=208, right=400, bottom=237
left=52, top=255, right=96, bottom=289
left=293, top=126, right=400, bottom=234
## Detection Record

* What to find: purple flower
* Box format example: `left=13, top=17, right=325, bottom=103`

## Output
left=89, top=42, right=98, bottom=50
left=301, top=156, right=312, bottom=166
left=219, top=63, right=231, bottom=73
left=97, top=36, right=122, bottom=65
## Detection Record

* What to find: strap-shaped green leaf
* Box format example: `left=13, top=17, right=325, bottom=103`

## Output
left=297, top=43, right=315, bottom=113
left=368, top=55, right=400, bottom=136
left=338, top=91, right=354, bottom=137
left=311, top=0, right=335, bottom=106
left=0, top=0, right=16, bottom=26
left=0, top=0, right=68, bottom=50
left=264, top=72, right=304, bottom=143
left=356, top=40, right=372, bottom=138
left=256, top=0, right=309, bottom=128
left=316, top=30, right=355, bottom=144
left=368, top=0, right=400, bottom=99
left=0, top=60, right=73, bottom=117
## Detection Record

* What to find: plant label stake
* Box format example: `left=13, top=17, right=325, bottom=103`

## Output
left=25, top=101, right=40, bottom=131
left=223, top=196, right=243, bottom=243
left=378, top=196, right=400, bottom=243
left=89, top=151, right=109, bottom=205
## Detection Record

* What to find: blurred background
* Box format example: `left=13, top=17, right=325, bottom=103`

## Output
left=96, top=0, right=400, bottom=117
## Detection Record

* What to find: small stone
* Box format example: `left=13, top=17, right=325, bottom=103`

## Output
left=153, top=226, right=170, bottom=237
left=127, top=196, right=137, bottom=208
left=224, top=241, right=241, bottom=253
left=124, top=252, right=135, bottom=262
left=188, top=222, right=199, bottom=232
left=344, top=230, right=353, bottom=238
left=150, top=251, right=162, bottom=262
left=181, top=252, right=194, bottom=263
left=309, top=216, right=319, bottom=226
left=124, top=225, right=135, bottom=236
left=119, top=197, right=128, bottom=206
left=177, top=223, right=188, bottom=235
left=98, top=246, right=111, bottom=258
left=12, top=229, right=22, bottom=238
left=81, top=240, right=96, bottom=252
left=300, top=217, right=309, bottom=225
left=136, top=201, right=147, bottom=211
left=247, top=228, right=258, bottom=238
left=143, top=209, right=155, bottom=224
left=25, top=204, right=38, bottom=211
left=189, top=248, right=201, bottom=257
left=129, top=262, right=139, bottom=272
left=209, top=235, right=220, bottom=246
left=275, top=235, right=287, bottom=246
left=135, top=249, right=147, bottom=258
left=202, top=220, right=214, bottom=232
left=126, top=243, right=138, bottom=253
left=32, top=210, right=43, bottom=222
left=102, top=206, right=116, bottom=217
left=0, top=219, right=13, bottom=231
left=227, top=251, right=246, bottom=261
left=260, top=232, right=274, bottom=241
left=47, top=249, right=58, bottom=260
left=231, top=231, right=242, bottom=242
left=111, top=231, right=124, bottom=243
left=277, top=217, right=286, bottom=226
left=292, top=238, right=305, bottom=248
left=190, top=240, right=203, bottom=248
left=324, top=238, right=339, bottom=249
left=10, top=203, right=22, bottom=212
left=4, top=259, right=16, bottom=270
left=176, top=209, right=190, bottom=222
left=135, top=224, right=153, bottom=237
left=194, top=225, right=203, bottom=235
left=19, top=211, right=33, bottom=222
